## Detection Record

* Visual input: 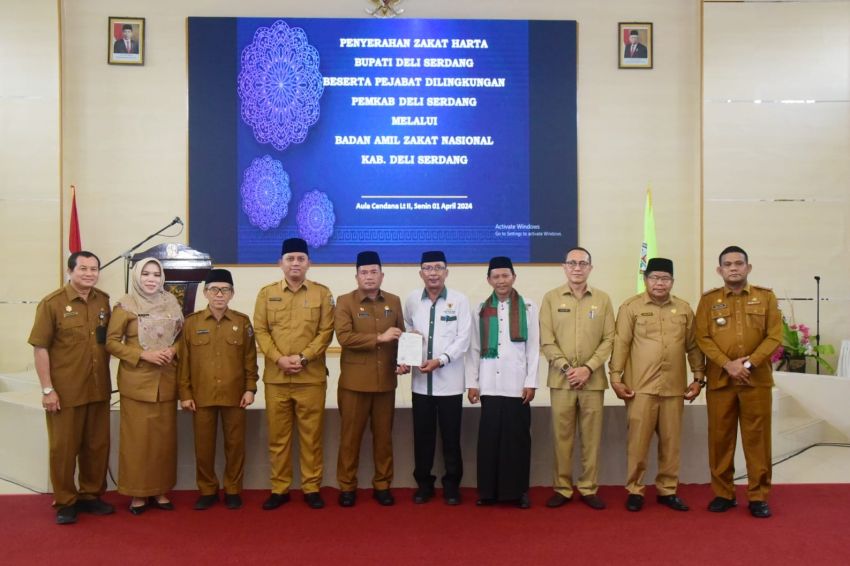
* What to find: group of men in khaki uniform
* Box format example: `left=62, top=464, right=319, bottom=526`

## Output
left=31, top=242, right=781, bottom=523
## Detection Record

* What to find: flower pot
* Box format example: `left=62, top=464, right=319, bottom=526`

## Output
left=784, top=355, right=807, bottom=373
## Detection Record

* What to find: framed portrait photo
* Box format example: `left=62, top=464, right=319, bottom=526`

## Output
left=108, top=17, right=145, bottom=65
left=619, top=22, right=652, bottom=69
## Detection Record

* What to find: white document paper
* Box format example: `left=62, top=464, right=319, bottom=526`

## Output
left=397, top=332, right=424, bottom=367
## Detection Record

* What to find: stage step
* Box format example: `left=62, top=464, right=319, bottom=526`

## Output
left=734, top=388, right=848, bottom=482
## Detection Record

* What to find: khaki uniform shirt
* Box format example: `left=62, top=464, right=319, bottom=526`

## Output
left=540, top=284, right=615, bottom=390
left=105, top=306, right=179, bottom=402
left=253, top=279, right=335, bottom=385
left=27, top=284, right=112, bottom=408
left=178, top=307, right=259, bottom=406
left=334, top=289, right=404, bottom=393
left=695, top=284, right=782, bottom=389
left=609, top=293, right=705, bottom=396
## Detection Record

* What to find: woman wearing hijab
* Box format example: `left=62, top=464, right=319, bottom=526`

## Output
left=106, top=258, right=184, bottom=514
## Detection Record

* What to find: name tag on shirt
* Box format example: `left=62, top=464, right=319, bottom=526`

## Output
left=196, top=329, right=210, bottom=334
left=358, top=312, right=370, bottom=318
left=441, top=315, right=457, bottom=322
left=269, top=297, right=282, bottom=302
left=557, top=308, right=570, bottom=313
left=63, top=311, right=79, bottom=318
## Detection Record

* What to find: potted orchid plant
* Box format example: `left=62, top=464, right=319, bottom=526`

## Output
left=771, top=318, right=835, bottom=374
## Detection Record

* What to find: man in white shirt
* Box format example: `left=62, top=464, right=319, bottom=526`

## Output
left=466, top=256, right=539, bottom=508
left=403, top=251, right=471, bottom=505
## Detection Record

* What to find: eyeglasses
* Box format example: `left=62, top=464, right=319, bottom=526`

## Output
left=421, top=265, right=447, bottom=273
left=565, top=261, right=590, bottom=269
left=206, top=286, right=233, bottom=296
left=646, top=275, right=673, bottom=283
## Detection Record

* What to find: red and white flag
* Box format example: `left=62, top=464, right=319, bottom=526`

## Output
left=69, top=185, right=82, bottom=253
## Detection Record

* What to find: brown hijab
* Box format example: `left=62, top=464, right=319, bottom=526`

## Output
left=117, top=258, right=183, bottom=351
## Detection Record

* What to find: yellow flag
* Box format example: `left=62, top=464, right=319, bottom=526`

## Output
left=637, top=188, right=657, bottom=292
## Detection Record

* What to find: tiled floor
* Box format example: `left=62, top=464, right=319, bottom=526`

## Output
left=2, top=444, right=848, bottom=496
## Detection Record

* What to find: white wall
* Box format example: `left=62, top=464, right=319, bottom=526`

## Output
left=703, top=0, right=850, bottom=361
left=0, top=0, right=61, bottom=371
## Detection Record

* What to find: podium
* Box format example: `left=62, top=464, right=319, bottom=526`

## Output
left=130, top=243, right=212, bottom=317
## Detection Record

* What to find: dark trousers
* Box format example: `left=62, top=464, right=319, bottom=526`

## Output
left=412, top=392, right=463, bottom=495
left=477, top=395, right=531, bottom=501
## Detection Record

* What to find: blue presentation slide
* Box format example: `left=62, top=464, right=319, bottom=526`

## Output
left=189, top=17, right=577, bottom=264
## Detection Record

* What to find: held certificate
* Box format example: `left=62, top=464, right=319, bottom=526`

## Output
left=397, top=332, right=424, bottom=367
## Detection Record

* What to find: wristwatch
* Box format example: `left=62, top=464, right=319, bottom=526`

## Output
left=42, top=387, right=54, bottom=395
left=694, top=379, right=706, bottom=388
left=299, top=354, right=309, bottom=367
left=743, top=361, right=753, bottom=370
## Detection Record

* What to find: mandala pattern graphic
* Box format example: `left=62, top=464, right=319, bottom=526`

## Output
left=240, top=155, right=292, bottom=231
left=237, top=20, right=324, bottom=151
left=297, top=190, right=335, bottom=247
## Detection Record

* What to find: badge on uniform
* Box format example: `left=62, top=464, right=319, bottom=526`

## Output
left=747, top=299, right=760, bottom=305
left=269, top=297, right=282, bottom=302
left=589, top=305, right=598, bottom=319
left=329, top=296, right=335, bottom=307
left=711, top=303, right=727, bottom=310
left=671, top=309, right=677, bottom=314
left=232, top=325, right=239, bottom=332
left=640, top=312, right=653, bottom=317
left=715, top=317, right=727, bottom=326
left=196, top=329, right=210, bottom=334
left=384, top=306, right=392, bottom=318
left=358, top=312, right=370, bottom=318
left=558, top=304, right=570, bottom=313
left=247, top=325, right=254, bottom=337
left=63, top=311, right=78, bottom=318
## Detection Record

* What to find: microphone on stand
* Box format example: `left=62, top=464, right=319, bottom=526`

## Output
left=172, top=216, right=184, bottom=226
left=814, top=276, right=821, bottom=374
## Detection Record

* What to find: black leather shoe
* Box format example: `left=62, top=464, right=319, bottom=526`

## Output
left=413, top=486, right=434, bottom=504
left=657, top=494, right=689, bottom=511
left=373, top=489, right=395, bottom=506
left=75, top=498, right=115, bottom=515
left=748, top=501, right=772, bottom=518
left=304, top=492, right=325, bottom=509
left=581, top=494, right=606, bottom=510
left=149, top=497, right=174, bottom=511
left=128, top=501, right=148, bottom=516
left=516, top=493, right=531, bottom=509
left=56, top=505, right=77, bottom=525
left=224, top=494, right=242, bottom=510
left=338, top=491, right=356, bottom=507
left=194, top=494, right=218, bottom=510
left=708, top=496, right=737, bottom=513
left=546, top=493, right=571, bottom=508
left=475, top=498, right=495, bottom=506
left=444, top=492, right=461, bottom=506
left=262, top=492, right=291, bottom=510
left=626, top=494, right=644, bottom=512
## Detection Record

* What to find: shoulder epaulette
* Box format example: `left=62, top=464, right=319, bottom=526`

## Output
left=260, top=281, right=280, bottom=291
left=230, top=309, right=251, bottom=321
left=184, top=310, right=203, bottom=320
left=43, top=288, right=65, bottom=302
left=308, top=280, right=331, bottom=292
left=93, top=286, right=110, bottom=298
left=702, top=287, right=721, bottom=296
left=752, top=284, right=773, bottom=292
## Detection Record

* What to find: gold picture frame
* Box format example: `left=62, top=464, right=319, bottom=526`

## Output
left=108, top=17, right=145, bottom=65
left=619, top=22, right=652, bottom=69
